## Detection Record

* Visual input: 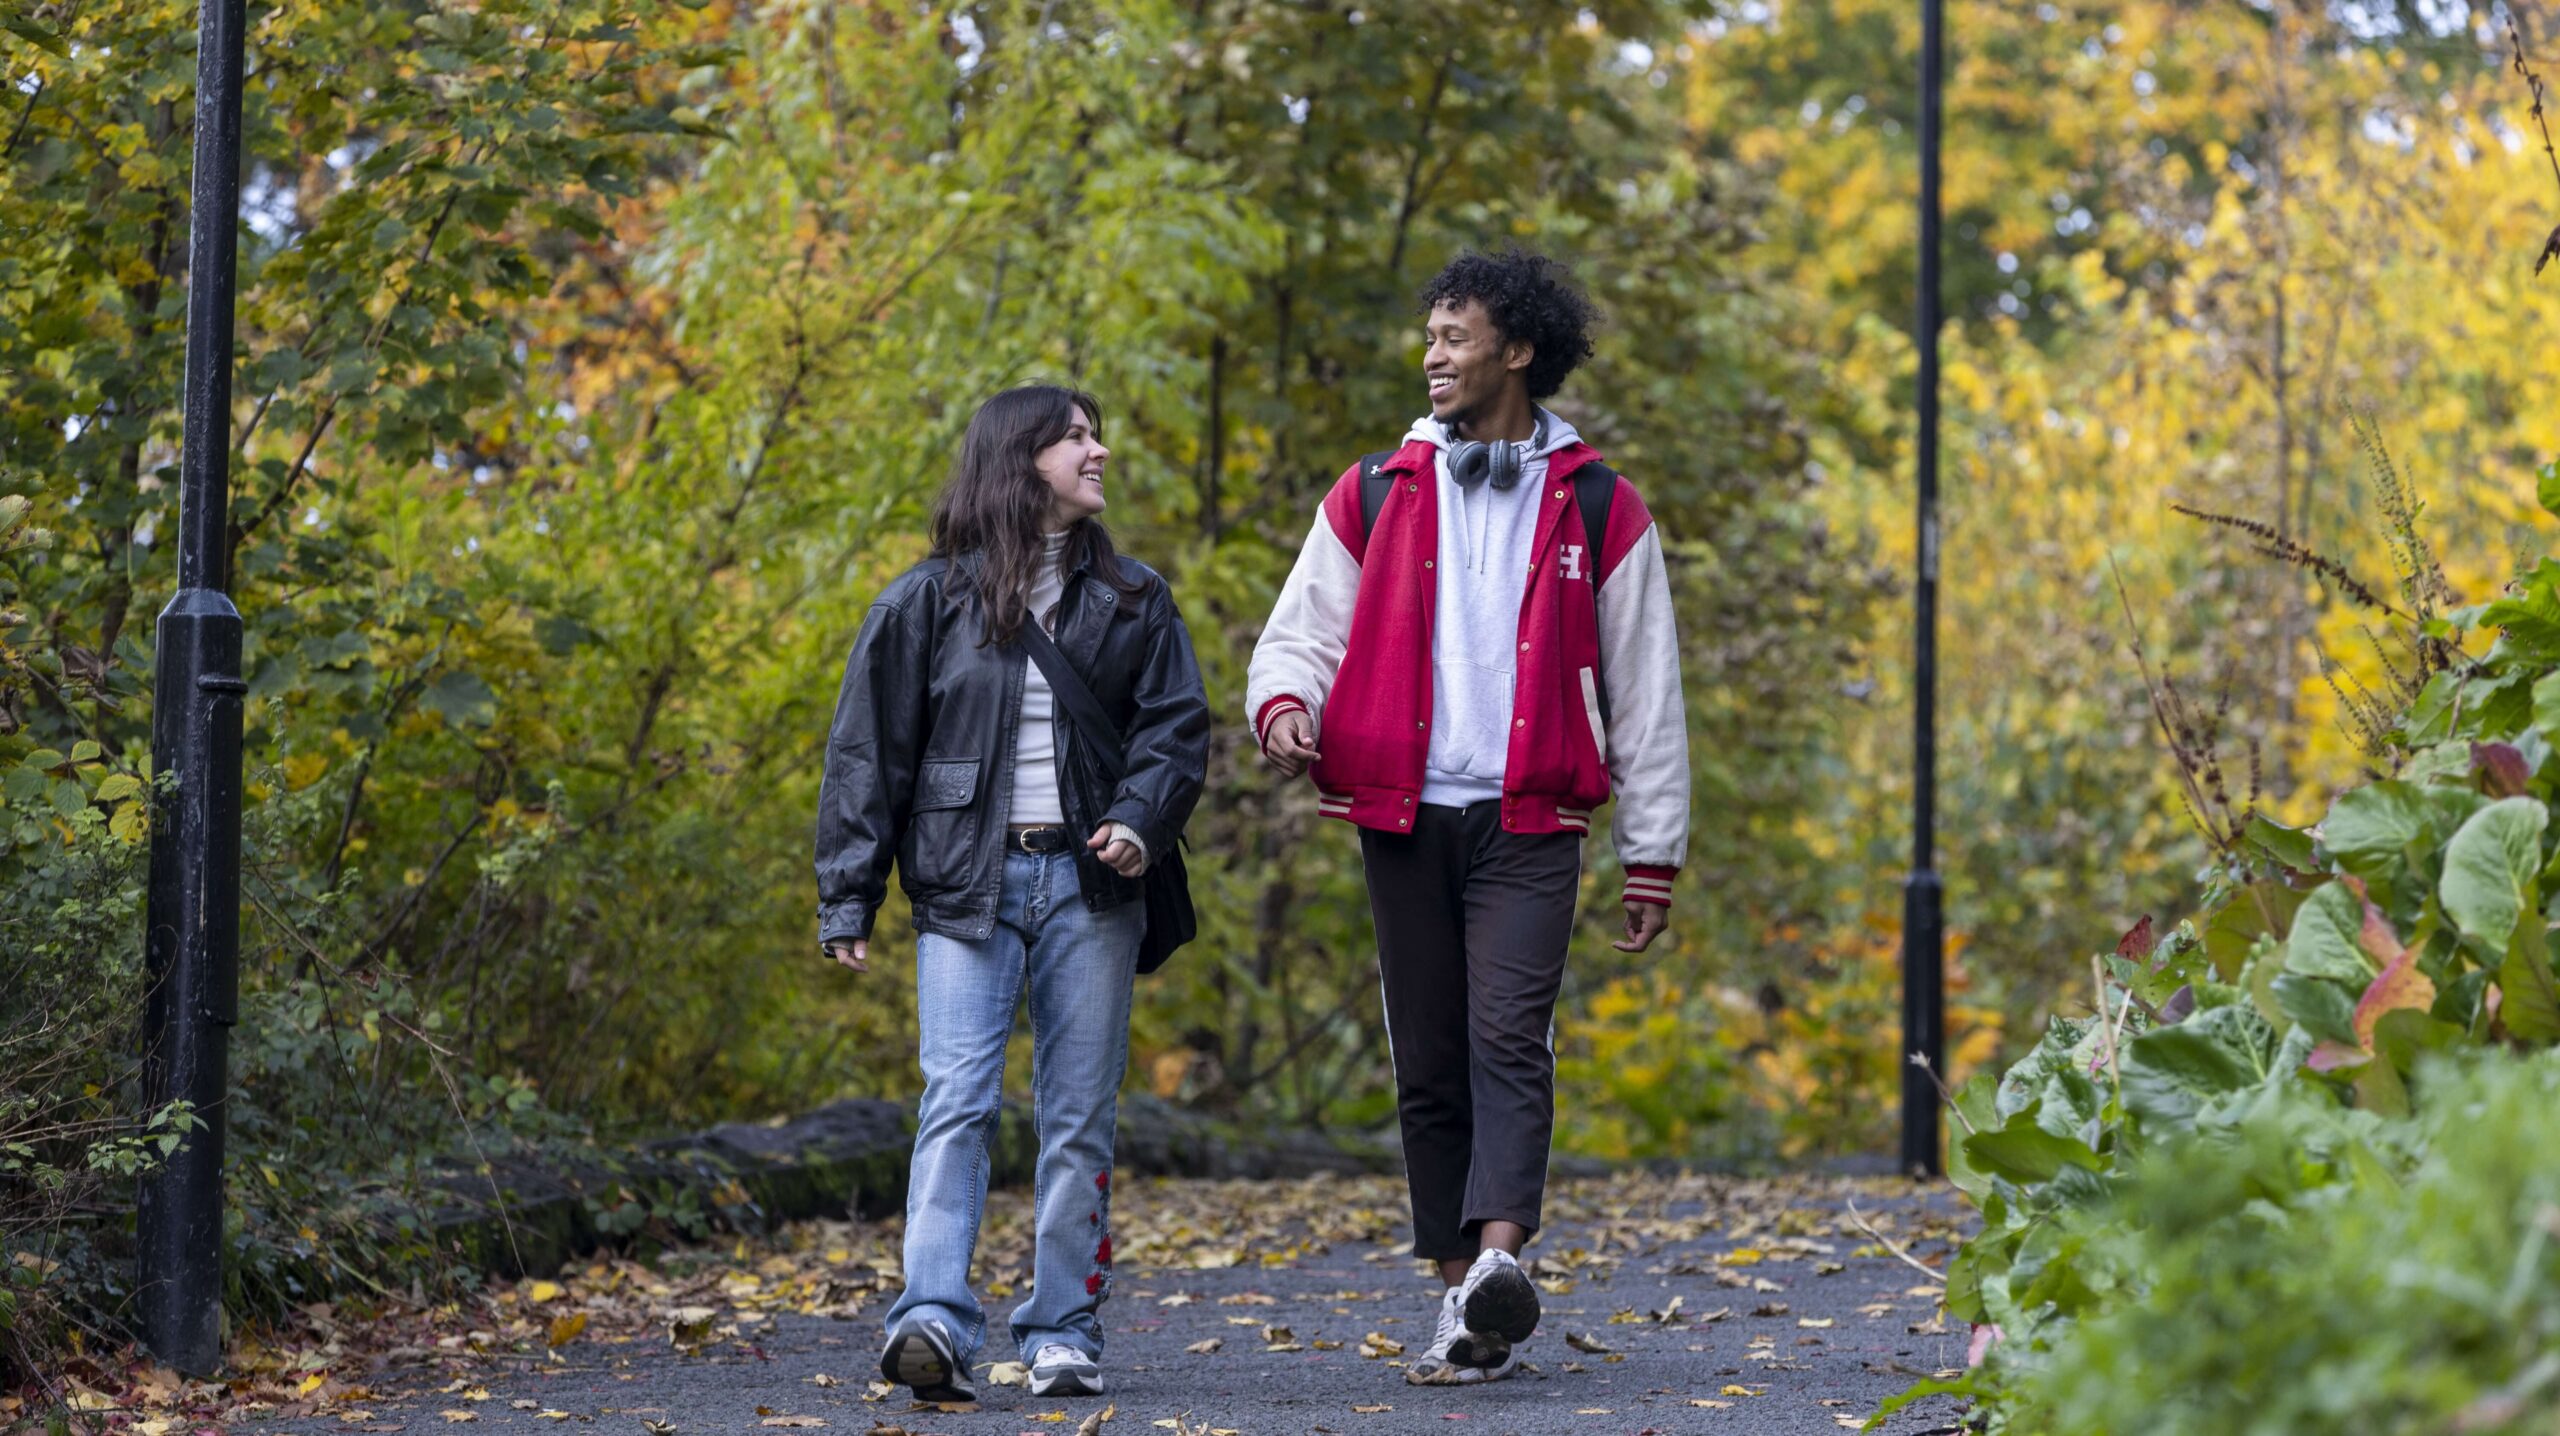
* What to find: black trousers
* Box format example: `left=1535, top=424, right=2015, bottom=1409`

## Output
left=1359, top=801, right=1582, bottom=1261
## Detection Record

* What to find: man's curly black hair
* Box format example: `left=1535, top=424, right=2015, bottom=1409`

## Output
left=1416, top=248, right=1600, bottom=401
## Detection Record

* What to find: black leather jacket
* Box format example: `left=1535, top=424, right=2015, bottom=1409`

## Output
left=815, top=551, right=1209, bottom=945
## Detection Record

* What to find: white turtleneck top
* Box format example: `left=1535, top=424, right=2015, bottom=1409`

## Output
left=1009, top=533, right=1147, bottom=866
left=1010, top=534, right=1071, bottom=826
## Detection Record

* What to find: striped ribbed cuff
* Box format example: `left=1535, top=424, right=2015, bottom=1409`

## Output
left=1255, top=694, right=1310, bottom=751
left=1622, top=865, right=1677, bottom=908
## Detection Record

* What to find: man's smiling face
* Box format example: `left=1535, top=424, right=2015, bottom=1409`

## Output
left=1424, top=299, right=1526, bottom=431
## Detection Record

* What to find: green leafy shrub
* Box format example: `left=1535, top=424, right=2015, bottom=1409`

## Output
left=1913, top=1051, right=2560, bottom=1435
left=1918, top=463, right=2560, bottom=1429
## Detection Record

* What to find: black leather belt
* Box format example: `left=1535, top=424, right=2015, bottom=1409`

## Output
left=1006, top=824, right=1072, bottom=854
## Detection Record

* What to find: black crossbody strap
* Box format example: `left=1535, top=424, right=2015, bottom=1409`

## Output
left=1018, top=621, right=1127, bottom=779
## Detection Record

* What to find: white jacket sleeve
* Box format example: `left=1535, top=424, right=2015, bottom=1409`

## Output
left=1597, top=521, right=1691, bottom=886
left=1245, top=506, right=1361, bottom=750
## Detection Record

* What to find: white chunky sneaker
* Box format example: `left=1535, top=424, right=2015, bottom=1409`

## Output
left=880, top=1317, right=975, bottom=1403
left=1028, top=1342, right=1103, bottom=1398
left=1452, top=1247, right=1539, bottom=1366
left=1405, top=1286, right=1519, bottom=1385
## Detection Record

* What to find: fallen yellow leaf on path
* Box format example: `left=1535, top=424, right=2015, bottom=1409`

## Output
left=548, top=1312, right=589, bottom=1347
left=1183, top=1337, right=1223, bottom=1354
left=528, top=1280, right=564, bottom=1303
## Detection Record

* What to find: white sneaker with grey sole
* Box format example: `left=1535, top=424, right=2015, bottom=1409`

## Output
left=879, top=1317, right=975, bottom=1403
left=1028, top=1342, right=1102, bottom=1397
left=1450, top=1247, right=1539, bottom=1368
left=1405, top=1286, right=1520, bottom=1386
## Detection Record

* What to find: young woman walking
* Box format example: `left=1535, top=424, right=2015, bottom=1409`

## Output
left=815, top=385, right=1209, bottom=1402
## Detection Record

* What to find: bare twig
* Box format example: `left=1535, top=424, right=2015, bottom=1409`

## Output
left=2510, top=18, right=2560, bottom=274
left=2513, top=18, right=2560, bottom=198
left=4, top=76, right=42, bottom=160
left=1844, top=1199, right=1949, bottom=1285
left=1906, top=1050, right=1976, bottom=1137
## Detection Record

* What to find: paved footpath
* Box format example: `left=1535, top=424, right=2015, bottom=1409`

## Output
left=257, top=1172, right=1973, bottom=1436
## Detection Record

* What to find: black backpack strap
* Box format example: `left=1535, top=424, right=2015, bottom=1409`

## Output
left=1573, top=461, right=1618, bottom=570
left=1571, top=461, right=1619, bottom=728
left=1356, top=451, right=1398, bottom=538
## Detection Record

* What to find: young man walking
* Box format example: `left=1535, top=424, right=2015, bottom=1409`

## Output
left=1246, top=250, right=1689, bottom=1385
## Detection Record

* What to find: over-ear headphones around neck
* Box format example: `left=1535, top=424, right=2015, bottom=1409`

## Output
left=1448, top=411, right=1548, bottom=492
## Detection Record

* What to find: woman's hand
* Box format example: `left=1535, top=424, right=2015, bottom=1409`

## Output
left=825, top=939, right=869, bottom=972
left=1089, top=824, right=1148, bottom=878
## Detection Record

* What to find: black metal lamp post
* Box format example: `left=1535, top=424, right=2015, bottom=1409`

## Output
left=1900, top=0, right=1949, bottom=1180
left=137, top=0, right=250, bottom=1375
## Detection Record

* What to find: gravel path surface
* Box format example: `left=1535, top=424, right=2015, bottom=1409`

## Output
left=255, top=1173, right=1973, bottom=1436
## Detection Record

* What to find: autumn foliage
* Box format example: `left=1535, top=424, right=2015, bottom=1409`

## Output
left=6, top=0, right=2560, bottom=1406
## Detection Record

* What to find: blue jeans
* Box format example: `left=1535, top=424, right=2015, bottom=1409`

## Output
left=885, top=849, right=1142, bottom=1364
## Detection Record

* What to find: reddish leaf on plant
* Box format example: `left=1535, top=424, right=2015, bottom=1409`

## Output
left=2354, top=952, right=2438, bottom=1051
left=2115, top=915, right=2156, bottom=963
left=2472, top=742, right=2533, bottom=797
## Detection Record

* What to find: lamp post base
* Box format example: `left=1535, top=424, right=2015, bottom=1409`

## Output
left=137, top=587, right=245, bottom=1377
left=1900, top=869, right=1946, bottom=1179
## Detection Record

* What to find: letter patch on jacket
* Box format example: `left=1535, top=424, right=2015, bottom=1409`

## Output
left=1560, top=544, right=1587, bottom=581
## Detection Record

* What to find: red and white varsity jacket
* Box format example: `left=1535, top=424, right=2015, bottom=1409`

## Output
left=1245, top=437, right=1690, bottom=908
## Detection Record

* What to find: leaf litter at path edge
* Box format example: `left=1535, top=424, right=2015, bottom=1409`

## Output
left=109, top=1171, right=1964, bottom=1429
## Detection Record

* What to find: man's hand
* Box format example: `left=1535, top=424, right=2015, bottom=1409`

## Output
left=1090, top=825, right=1148, bottom=878
left=1613, top=902, right=1669, bottom=953
left=825, top=939, right=869, bottom=972
left=1263, top=709, right=1321, bottom=779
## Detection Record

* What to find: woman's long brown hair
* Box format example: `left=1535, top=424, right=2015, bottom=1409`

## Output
left=929, top=384, right=1143, bottom=647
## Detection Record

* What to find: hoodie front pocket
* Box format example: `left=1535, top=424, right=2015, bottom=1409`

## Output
left=1579, top=667, right=1608, bottom=761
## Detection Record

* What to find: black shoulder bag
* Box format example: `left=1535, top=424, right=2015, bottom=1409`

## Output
left=1016, top=623, right=1198, bottom=975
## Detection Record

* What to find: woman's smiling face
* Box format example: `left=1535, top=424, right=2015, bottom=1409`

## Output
left=1034, top=403, right=1109, bottom=528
